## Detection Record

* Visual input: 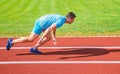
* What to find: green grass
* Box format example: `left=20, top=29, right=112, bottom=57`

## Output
left=0, top=0, right=120, bottom=37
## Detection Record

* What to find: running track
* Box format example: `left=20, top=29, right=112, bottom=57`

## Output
left=0, top=37, right=120, bottom=74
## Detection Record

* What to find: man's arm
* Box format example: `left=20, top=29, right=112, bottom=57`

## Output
left=51, top=25, right=56, bottom=40
left=50, top=24, right=57, bottom=45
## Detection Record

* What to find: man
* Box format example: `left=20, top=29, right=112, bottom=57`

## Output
left=6, top=12, right=76, bottom=54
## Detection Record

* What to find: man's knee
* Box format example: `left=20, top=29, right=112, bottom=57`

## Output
left=28, top=34, right=38, bottom=42
left=28, top=37, right=34, bottom=42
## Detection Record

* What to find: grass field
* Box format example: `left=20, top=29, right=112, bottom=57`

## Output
left=0, top=0, right=120, bottom=37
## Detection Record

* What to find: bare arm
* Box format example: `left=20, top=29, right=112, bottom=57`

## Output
left=51, top=25, right=57, bottom=45
left=51, top=25, right=56, bottom=40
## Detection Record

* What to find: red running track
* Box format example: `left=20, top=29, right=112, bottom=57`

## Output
left=0, top=37, right=120, bottom=74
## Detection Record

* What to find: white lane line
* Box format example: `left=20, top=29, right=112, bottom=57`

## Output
left=0, top=61, right=120, bottom=64
left=57, top=36, right=120, bottom=38
left=0, top=46, right=120, bottom=49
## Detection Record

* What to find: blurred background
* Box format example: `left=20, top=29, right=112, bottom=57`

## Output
left=0, top=0, right=120, bottom=37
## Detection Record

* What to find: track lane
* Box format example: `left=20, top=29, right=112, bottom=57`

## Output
left=0, top=37, right=120, bottom=74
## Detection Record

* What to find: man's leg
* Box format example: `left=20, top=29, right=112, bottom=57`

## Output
left=6, top=32, right=39, bottom=50
left=30, top=32, right=51, bottom=54
left=12, top=32, right=38, bottom=44
left=34, top=32, right=51, bottom=49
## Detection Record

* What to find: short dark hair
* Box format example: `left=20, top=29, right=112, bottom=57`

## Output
left=66, top=12, right=76, bottom=18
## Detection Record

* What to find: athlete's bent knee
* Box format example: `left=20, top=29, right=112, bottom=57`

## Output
left=28, top=37, right=34, bottom=42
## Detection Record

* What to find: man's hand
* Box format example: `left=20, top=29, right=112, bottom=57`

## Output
left=52, top=38, right=57, bottom=46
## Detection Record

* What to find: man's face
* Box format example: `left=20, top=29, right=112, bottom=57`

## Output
left=67, top=17, right=75, bottom=24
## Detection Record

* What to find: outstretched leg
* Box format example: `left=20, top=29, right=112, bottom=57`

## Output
left=12, top=32, right=38, bottom=44
left=6, top=32, right=38, bottom=50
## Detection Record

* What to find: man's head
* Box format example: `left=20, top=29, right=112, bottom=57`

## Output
left=66, top=12, right=76, bottom=24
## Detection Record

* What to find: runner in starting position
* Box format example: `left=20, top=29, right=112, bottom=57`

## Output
left=6, top=12, right=76, bottom=54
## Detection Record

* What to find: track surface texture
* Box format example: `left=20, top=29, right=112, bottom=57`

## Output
left=0, top=37, right=120, bottom=74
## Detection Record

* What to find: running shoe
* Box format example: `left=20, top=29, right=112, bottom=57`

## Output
left=30, top=48, right=42, bottom=54
left=6, top=38, right=13, bottom=50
